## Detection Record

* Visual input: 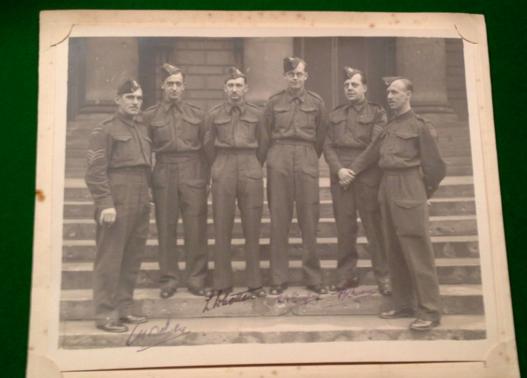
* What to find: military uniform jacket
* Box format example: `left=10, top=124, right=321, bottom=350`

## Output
left=352, top=110, right=447, bottom=197
left=204, top=101, right=269, bottom=164
left=263, top=88, right=328, bottom=156
left=143, top=100, right=206, bottom=154
left=323, top=100, right=386, bottom=185
left=85, top=113, right=152, bottom=210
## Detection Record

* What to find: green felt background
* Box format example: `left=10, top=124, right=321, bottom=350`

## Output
left=1, top=1, right=525, bottom=377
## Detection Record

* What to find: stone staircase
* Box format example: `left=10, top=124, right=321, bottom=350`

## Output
left=59, top=115, right=484, bottom=349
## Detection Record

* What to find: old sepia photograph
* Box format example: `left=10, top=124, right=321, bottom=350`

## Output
left=28, top=11, right=519, bottom=377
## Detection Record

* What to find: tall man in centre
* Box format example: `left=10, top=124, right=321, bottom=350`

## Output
left=144, top=64, right=210, bottom=299
left=204, top=67, right=268, bottom=297
left=264, top=57, right=328, bottom=295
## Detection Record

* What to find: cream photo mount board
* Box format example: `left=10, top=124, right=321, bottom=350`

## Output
left=28, top=10, right=519, bottom=378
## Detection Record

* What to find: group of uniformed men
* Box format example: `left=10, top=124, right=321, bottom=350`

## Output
left=85, top=56, right=446, bottom=334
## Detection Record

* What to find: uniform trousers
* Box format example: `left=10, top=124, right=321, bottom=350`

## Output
left=152, top=152, right=209, bottom=289
left=266, top=141, right=322, bottom=287
left=211, top=150, right=263, bottom=290
left=93, top=167, right=150, bottom=325
left=378, top=167, right=441, bottom=321
left=330, top=179, right=388, bottom=285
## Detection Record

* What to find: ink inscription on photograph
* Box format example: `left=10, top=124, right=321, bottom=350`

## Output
left=60, top=36, right=482, bottom=350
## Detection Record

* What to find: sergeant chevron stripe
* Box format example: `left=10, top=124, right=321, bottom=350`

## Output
left=86, top=149, right=105, bottom=165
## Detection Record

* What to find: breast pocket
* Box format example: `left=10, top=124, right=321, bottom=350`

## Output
left=297, top=105, right=318, bottom=136
left=213, top=116, right=232, bottom=144
left=330, top=115, right=347, bottom=142
left=111, top=134, right=135, bottom=162
left=150, top=119, right=172, bottom=145
left=356, top=115, right=375, bottom=142
left=394, top=130, right=419, bottom=159
left=239, top=114, right=258, bottom=145
left=272, top=106, right=291, bottom=131
left=181, top=115, right=202, bottom=142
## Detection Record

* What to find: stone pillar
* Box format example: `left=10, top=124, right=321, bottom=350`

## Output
left=395, top=38, right=457, bottom=123
left=243, top=38, right=294, bottom=105
left=83, top=38, right=139, bottom=112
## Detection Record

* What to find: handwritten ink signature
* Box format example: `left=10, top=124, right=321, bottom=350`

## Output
left=201, top=287, right=379, bottom=313
left=337, top=287, right=378, bottom=301
left=125, top=319, right=190, bottom=352
left=202, top=289, right=255, bottom=313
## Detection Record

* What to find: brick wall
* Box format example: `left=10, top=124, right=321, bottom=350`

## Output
left=140, top=38, right=242, bottom=111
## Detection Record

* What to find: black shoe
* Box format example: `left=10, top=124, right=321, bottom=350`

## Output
left=247, top=287, right=267, bottom=299
left=96, top=321, right=128, bottom=333
left=379, top=308, right=416, bottom=319
left=119, top=314, right=148, bottom=324
left=188, top=286, right=213, bottom=297
left=269, top=284, right=288, bottom=296
left=306, top=285, right=329, bottom=295
left=329, top=274, right=361, bottom=292
left=409, top=318, right=441, bottom=331
left=160, top=286, right=177, bottom=299
left=377, top=278, right=392, bottom=296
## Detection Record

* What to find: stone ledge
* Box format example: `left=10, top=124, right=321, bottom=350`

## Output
left=59, top=315, right=486, bottom=349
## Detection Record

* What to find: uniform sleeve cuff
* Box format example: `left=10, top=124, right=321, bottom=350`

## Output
left=96, top=198, right=115, bottom=210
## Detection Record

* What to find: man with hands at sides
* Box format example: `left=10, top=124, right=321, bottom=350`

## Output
left=85, top=80, right=151, bottom=333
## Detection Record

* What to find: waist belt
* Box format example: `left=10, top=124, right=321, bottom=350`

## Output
left=273, top=139, right=314, bottom=147
left=108, top=165, right=150, bottom=174
left=217, top=148, right=257, bottom=155
left=382, top=166, right=422, bottom=176
left=157, top=151, right=200, bottom=163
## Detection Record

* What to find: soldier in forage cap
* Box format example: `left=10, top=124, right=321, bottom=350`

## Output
left=323, top=67, right=391, bottom=296
left=85, top=79, right=151, bottom=332
left=263, top=56, right=328, bottom=295
left=350, top=76, right=447, bottom=331
left=204, top=67, right=269, bottom=298
left=143, top=63, right=211, bottom=299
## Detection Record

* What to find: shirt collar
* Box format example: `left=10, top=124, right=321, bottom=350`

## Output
left=390, top=109, right=414, bottom=122
left=350, top=98, right=366, bottom=112
left=116, top=112, right=139, bottom=127
left=286, top=88, right=306, bottom=103
left=161, top=99, right=182, bottom=113
left=225, top=101, right=246, bottom=115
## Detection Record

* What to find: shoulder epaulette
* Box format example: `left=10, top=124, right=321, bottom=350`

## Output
left=99, top=116, right=115, bottom=126
left=306, top=90, right=323, bottom=102
left=414, top=113, right=432, bottom=125
left=332, top=103, right=348, bottom=112
left=185, top=101, right=202, bottom=111
left=143, top=104, right=159, bottom=112
left=245, top=102, right=260, bottom=109
left=246, top=102, right=264, bottom=112
left=268, top=90, right=286, bottom=100
left=367, top=101, right=383, bottom=109
left=208, top=103, right=224, bottom=113
left=142, top=104, right=160, bottom=118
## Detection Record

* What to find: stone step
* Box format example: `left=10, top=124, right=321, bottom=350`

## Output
left=62, top=235, right=480, bottom=262
left=60, top=258, right=482, bottom=290
left=61, top=176, right=476, bottom=201
left=62, top=215, right=477, bottom=240
left=59, top=314, right=486, bottom=349
left=59, top=284, right=484, bottom=321
left=63, top=197, right=476, bottom=219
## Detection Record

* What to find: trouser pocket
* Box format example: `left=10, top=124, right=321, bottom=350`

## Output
left=391, top=198, right=428, bottom=237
